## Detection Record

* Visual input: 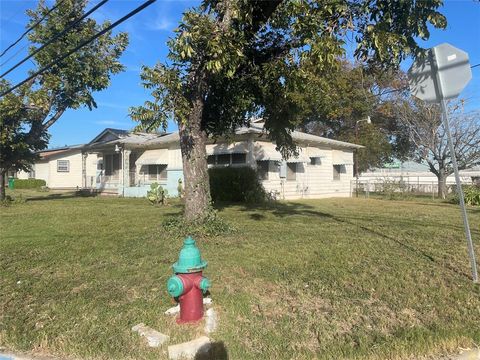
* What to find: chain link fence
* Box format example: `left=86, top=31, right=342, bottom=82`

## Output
left=351, top=178, right=447, bottom=199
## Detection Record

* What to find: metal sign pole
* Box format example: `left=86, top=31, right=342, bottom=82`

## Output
left=439, top=99, right=478, bottom=283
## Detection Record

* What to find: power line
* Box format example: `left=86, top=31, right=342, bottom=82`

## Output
left=0, top=0, right=157, bottom=98
left=471, top=63, right=480, bottom=69
left=0, top=0, right=110, bottom=79
left=0, top=0, right=67, bottom=58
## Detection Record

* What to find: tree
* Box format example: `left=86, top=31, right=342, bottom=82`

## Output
left=298, top=62, right=410, bottom=173
left=131, top=0, right=446, bottom=221
left=396, top=98, right=480, bottom=198
left=0, top=0, right=128, bottom=200
left=0, top=81, right=49, bottom=200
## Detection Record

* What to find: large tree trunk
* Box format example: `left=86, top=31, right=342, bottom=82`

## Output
left=0, top=168, right=6, bottom=201
left=179, top=96, right=211, bottom=222
left=437, top=169, right=448, bottom=199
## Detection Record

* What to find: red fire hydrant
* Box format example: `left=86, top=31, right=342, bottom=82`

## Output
left=167, top=236, right=210, bottom=323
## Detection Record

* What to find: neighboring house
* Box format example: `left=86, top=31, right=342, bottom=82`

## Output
left=16, top=145, right=98, bottom=189
left=359, top=161, right=480, bottom=187
left=18, top=121, right=363, bottom=199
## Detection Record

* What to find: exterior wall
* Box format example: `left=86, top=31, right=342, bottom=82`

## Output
left=42, top=152, right=97, bottom=189
left=14, top=152, right=97, bottom=188
left=16, top=170, right=30, bottom=179
left=35, top=162, right=50, bottom=185
left=257, top=142, right=354, bottom=199
left=47, top=152, right=82, bottom=188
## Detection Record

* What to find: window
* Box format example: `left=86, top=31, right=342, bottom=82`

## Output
left=207, top=155, right=215, bottom=165
left=57, top=160, right=70, bottom=172
left=257, top=161, right=269, bottom=180
left=286, top=162, right=296, bottom=181
left=231, top=153, right=246, bottom=164
left=217, top=154, right=230, bottom=165
left=147, top=165, right=167, bottom=181
left=333, top=165, right=342, bottom=181
left=28, top=169, right=35, bottom=178
left=310, top=157, right=321, bottom=166
left=207, top=153, right=247, bottom=166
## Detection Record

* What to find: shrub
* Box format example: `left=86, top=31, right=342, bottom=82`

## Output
left=162, top=209, right=235, bottom=238
left=146, top=182, right=168, bottom=205
left=208, top=166, right=268, bottom=203
left=451, top=185, right=480, bottom=206
left=13, top=178, right=46, bottom=189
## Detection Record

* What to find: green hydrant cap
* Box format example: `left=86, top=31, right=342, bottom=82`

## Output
left=167, top=276, right=184, bottom=297
left=172, top=236, right=208, bottom=273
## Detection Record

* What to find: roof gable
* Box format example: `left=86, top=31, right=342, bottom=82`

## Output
left=89, top=128, right=129, bottom=144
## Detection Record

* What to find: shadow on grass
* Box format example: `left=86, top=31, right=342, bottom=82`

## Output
left=26, top=190, right=98, bottom=202
left=215, top=201, right=334, bottom=220
left=194, top=341, right=228, bottom=360
left=215, top=200, right=473, bottom=280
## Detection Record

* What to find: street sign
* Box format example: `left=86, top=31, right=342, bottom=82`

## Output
left=407, top=43, right=478, bottom=283
left=408, top=43, right=472, bottom=103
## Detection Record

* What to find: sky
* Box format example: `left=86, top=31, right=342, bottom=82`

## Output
left=0, top=0, right=479, bottom=148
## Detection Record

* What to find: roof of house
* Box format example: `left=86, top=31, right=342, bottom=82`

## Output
left=137, top=122, right=363, bottom=150
left=37, top=144, right=85, bottom=159
left=85, top=121, right=363, bottom=150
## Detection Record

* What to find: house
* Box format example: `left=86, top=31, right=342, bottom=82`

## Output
left=359, top=161, right=479, bottom=185
left=19, top=121, right=363, bottom=199
left=16, top=144, right=98, bottom=189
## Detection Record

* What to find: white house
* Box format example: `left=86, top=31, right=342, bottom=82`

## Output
left=19, top=121, right=363, bottom=199
left=16, top=144, right=98, bottom=189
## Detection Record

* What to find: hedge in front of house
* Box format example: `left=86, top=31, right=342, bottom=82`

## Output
left=13, top=178, right=47, bottom=189
left=209, top=166, right=268, bottom=203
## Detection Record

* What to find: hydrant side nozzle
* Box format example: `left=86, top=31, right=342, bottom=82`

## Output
left=167, top=276, right=184, bottom=297
left=199, top=277, right=210, bottom=293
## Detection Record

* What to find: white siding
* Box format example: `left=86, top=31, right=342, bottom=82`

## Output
left=35, top=162, right=50, bottom=185
left=256, top=142, right=354, bottom=199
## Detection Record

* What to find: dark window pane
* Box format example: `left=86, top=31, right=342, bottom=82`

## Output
left=217, top=154, right=230, bottom=165
left=159, top=165, right=167, bottom=180
left=333, top=165, right=341, bottom=181
left=207, top=155, right=215, bottom=165
left=232, top=153, right=246, bottom=164
left=257, top=161, right=269, bottom=180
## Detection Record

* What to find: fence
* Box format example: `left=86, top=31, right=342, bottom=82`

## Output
left=351, top=178, right=445, bottom=199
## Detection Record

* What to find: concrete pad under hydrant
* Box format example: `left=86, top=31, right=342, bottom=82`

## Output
left=168, top=336, right=211, bottom=360
left=131, top=323, right=169, bottom=347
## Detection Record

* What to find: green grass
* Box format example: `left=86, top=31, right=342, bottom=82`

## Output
left=1, top=190, right=479, bottom=360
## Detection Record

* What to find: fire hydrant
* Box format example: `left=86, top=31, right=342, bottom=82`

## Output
left=167, top=236, right=210, bottom=323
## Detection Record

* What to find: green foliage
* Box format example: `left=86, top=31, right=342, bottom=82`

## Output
left=0, top=80, right=49, bottom=176
left=376, top=178, right=410, bottom=200
left=131, top=0, right=446, bottom=155
left=177, top=178, right=184, bottom=198
left=162, top=209, right=235, bottom=238
left=13, top=178, right=47, bottom=189
left=208, top=166, right=268, bottom=203
left=1, top=0, right=128, bottom=199
left=26, top=0, right=129, bottom=112
left=146, top=182, right=168, bottom=205
left=452, top=185, right=480, bottom=206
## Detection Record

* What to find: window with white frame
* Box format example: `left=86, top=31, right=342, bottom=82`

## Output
left=207, top=153, right=247, bottom=166
left=57, top=160, right=70, bottom=172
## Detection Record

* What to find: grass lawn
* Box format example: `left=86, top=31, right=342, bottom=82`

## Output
left=1, top=190, right=479, bottom=360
